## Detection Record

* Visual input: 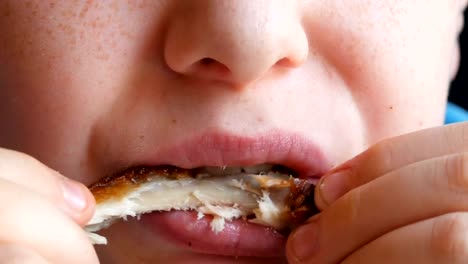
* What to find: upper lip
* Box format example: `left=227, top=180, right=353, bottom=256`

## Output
left=133, top=130, right=331, bottom=178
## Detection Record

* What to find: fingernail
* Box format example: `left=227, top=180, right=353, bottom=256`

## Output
left=61, top=178, right=87, bottom=212
left=290, top=217, right=320, bottom=261
left=317, top=171, right=349, bottom=206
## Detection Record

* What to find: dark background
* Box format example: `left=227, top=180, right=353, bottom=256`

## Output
left=449, top=9, right=468, bottom=109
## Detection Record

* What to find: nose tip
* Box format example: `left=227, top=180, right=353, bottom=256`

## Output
left=163, top=2, right=309, bottom=87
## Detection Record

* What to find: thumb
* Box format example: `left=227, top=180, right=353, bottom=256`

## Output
left=0, top=148, right=95, bottom=225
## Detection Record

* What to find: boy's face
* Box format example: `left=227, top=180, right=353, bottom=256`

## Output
left=0, top=1, right=465, bottom=263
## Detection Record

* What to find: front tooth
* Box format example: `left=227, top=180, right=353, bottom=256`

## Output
left=243, top=164, right=274, bottom=174
left=202, top=164, right=275, bottom=176
left=203, top=166, right=241, bottom=176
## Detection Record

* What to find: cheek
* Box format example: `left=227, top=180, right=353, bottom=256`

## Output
left=0, top=1, right=172, bottom=183
left=0, top=1, right=131, bottom=182
left=365, top=1, right=457, bottom=139
left=305, top=1, right=457, bottom=144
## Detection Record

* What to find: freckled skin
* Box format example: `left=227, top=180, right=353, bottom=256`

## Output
left=0, top=1, right=466, bottom=263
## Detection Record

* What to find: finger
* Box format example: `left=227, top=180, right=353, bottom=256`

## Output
left=316, top=122, right=468, bottom=208
left=0, top=148, right=95, bottom=225
left=343, top=212, right=468, bottom=264
left=287, top=152, right=468, bottom=263
left=0, top=244, right=49, bottom=264
left=0, top=180, right=99, bottom=264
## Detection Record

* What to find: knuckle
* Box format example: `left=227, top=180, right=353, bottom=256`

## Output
left=0, top=243, right=48, bottom=264
left=369, top=138, right=397, bottom=171
left=444, top=153, right=468, bottom=191
left=0, top=148, right=31, bottom=161
left=430, top=213, right=468, bottom=263
left=461, top=122, right=468, bottom=148
left=340, top=187, right=364, bottom=225
left=15, top=152, right=44, bottom=168
left=444, top=123, right=468, bottom=152
left=0, top=148, right=42, bottom=170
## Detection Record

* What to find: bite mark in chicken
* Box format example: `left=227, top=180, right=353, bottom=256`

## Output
left=85, top=165, right=318, bottom=245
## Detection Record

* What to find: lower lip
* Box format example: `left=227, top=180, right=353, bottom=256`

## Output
left=142, top=211, right=287, bottom=257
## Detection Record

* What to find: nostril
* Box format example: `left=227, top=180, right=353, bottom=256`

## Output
left=200, top=58, right=217, bottom=66
left=194, top=57, right=231, bottom=78
left=276, top=57, right=300, bottom=68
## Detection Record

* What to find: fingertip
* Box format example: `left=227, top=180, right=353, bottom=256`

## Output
left=286, top=230, right=302, bottom=264
left=315, top=171, right=350, bottom=209
left=76, top=182, right=96, bottom=226
left=314, top=176, right=328, bottom=210
left=60, top=178, right=96, bottom=226
left=286, top=218, right=321, bottom=264
left=47, top=168, right=96, bottom=225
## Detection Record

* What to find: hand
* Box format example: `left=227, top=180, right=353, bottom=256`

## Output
left=0, top=148, right=98, bottom=263
left=286, top=122, right=468, bottom=263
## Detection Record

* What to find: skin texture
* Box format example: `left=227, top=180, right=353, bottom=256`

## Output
left=0, top=0, right=466, bottom=263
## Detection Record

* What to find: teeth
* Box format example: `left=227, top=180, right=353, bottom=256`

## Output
left=198, top=164, right=275, bottom=177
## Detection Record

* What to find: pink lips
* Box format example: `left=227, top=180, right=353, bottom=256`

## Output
left=144, top=211, right=287, bottom=257
left=140, top=130, right=330, bottom=178
left=119, top=130, right=330, bottom=257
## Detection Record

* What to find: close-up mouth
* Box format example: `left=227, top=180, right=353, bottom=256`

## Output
left=86, top=131, right=329, bottom=257
left=86, top=163, right=320, bottom=257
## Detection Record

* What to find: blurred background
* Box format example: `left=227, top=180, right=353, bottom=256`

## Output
left=449, top=9, right=468, bottom=109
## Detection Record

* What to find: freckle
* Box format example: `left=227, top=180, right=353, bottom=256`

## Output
left=79, top=0, right=94, bottom=18
left=64, top=25, right=75, bottom=34
left=49, top=2, right=56, bottom=9
left=110, top=1, right=119, bottom=11
left=2, top=5, right=11, bottom=17
left=101, top=54, right=110, bottom=61
left=73, top=57, right=82, bottom=65
left=187, top=241, right=192, bottom=247
left=46, top=60, right=53, bottom=69
left=172, top=119, right=177, bottom=124
left=388, top=106, right=394, bottom=110
left=139, top=135, right=145, bottom=140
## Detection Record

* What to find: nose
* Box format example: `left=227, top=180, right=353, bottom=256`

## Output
left=163, top=1, right=309, bottom=87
